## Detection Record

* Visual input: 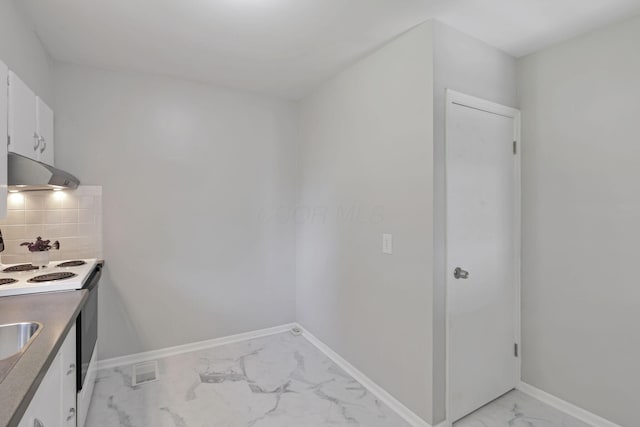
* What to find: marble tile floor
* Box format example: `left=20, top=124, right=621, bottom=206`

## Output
left=454, top=390, right=592, bottom=427
left=86, top=332, right=411, bottom=427
left=87, top=332, right=593, bottom=427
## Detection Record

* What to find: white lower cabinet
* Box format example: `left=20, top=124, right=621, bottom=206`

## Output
left=20, top=324, right=77, bottom=427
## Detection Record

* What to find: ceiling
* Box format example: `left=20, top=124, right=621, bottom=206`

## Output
left=18, top=0, right=640, bottom=99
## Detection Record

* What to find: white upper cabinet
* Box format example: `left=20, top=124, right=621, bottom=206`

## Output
left=8, top=71, right=38, bottom=160
left=36, top=97, right=55, bottom=166
left=8, top=71, right=55, bottom=166
left=0, top=61, right=7, bottom=219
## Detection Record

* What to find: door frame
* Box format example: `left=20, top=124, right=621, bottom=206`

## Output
left=443, top=89, right=521, bottom=426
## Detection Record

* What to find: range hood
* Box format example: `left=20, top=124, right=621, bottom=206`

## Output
left=8, top=152, right=80, bottom=191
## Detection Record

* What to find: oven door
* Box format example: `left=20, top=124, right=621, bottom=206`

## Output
left=77, top=265, right=101, bottom=390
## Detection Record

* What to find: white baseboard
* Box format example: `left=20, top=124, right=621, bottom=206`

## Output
left=295, top=323, right=434, bottom=427
left=96, top=323, right=297, bottom=370
left=517, top=382, right=621, bottom=427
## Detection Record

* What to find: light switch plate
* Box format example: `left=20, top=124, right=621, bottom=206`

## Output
left=382, top=233, right=393, bottom=254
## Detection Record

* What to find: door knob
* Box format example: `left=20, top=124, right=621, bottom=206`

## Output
left=454, top=267, right=469, bottom=279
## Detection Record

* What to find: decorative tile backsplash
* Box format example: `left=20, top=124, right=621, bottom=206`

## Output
left=0, top=186, right=102, bottom=264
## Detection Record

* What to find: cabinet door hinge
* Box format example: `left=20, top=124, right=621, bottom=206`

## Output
left=514, top=343, right=519, bottom=357
left=513, top=141, right=517, bottom=155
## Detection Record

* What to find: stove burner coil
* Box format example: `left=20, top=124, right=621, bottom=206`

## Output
left=0, top=278, right=18, bottom=286
left=56, top=260, right=87, bottom=268
left=3, top=264, right=39, bottom=273
left=28, top=272, right=77, bottom=283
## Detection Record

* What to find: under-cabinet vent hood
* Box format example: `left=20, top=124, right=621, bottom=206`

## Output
left=8, top=153, right=80, bottom=191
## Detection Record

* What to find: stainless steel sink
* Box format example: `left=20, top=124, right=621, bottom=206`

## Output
left=0, top=322, right=42, bottom=383
left=0, top=322, right=42, bottom=365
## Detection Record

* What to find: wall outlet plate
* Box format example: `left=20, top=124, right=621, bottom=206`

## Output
left=382, top=233, right=393, bottom=254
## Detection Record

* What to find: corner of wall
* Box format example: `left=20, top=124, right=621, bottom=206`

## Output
left=430, top=20, right=519, bottom=425
left=0, top=0, right=55, bottom=105
left=295, top=21, right=438, bottom=423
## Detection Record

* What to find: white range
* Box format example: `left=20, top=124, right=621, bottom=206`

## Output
left=0, top=258, right=99, bottom=297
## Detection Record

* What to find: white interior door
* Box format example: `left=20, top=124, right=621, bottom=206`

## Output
left=0, top=61, right=8, bottom=219
left=446, top=90, right=520, bottom=423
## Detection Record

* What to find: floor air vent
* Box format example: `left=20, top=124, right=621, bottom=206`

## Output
left=132, top=361, right=159, bottom=386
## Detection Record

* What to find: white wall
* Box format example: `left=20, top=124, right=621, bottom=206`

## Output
left=0, top=0, right=54, bottom=104
left=53, top=63, right=297, bottom=360
left=432, top=21, right=518, bottom=423
left=518, top=15, right=640, bottom=427
left=297, top=23, right=435, bottom=422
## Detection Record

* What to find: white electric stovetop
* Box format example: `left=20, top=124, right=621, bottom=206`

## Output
left=0, top=258, right=99, bottom=297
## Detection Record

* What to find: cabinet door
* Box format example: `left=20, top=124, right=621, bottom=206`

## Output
left=8, top=72, right=38, bottom=160
left=21, top=352, right=63, bottom=427
left=0, top=61, right=7, bottom=219
left=36, top=97, right=54, bottom=166
left=61, top=324, right=77, bottom=427
left=19, top=326, right=77, bottom=427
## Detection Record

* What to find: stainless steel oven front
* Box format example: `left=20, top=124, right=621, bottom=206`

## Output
left=76, top=264, right=102, bottom=427
left=77, top=264, right=101, bottom=390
